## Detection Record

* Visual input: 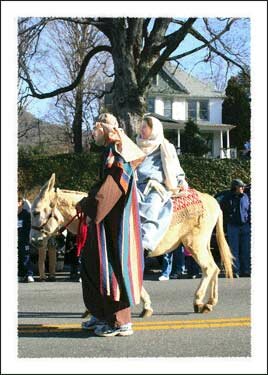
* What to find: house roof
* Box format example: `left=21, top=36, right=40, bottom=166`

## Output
left=146, top=112, right=236, bottom=131
left=162, top=62, right=225, bottom=98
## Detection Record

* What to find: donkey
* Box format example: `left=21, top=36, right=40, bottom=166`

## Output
left=30, top=173, right=233, bottom=317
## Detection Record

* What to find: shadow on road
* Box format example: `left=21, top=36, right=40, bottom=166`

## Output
left=18, top=312, right=84, bottom=318
left=132, top=311, right=193, bottom=317
left=18, top=330, right=94, bottom=339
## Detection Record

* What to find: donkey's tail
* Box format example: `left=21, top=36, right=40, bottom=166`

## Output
left=215, top=210, right=234, bottom=279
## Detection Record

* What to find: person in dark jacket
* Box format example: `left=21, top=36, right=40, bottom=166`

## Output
left=221, top=179, right=251, bottom=278
left=65, top=231, right=81, bottom=282
left=18, top=194, right=34, bottom=282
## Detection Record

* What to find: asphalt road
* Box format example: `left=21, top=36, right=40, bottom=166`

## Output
left=18, top=270, right=251, bottom=359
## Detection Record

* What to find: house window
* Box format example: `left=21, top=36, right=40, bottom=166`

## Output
left=188, top=100, right=209, bottom=121
left=199, top=100, right=209, bottom=121
left=188, top=100, right=197, bottom=120
left=147, top=97, right=155, bottom=113
left=164, top=99, right=172, bottom=118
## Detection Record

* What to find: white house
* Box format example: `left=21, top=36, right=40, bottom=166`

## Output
left=146, top=63, right=236, bottom=158
left=104, top=63, right=236, bottom=158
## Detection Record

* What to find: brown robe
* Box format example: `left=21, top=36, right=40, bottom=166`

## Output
left=79, top=164, right=138, bottom=327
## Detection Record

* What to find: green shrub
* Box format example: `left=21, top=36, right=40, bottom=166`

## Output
left=18, top=152, right=101, bottom=199
left=18, top=152, right=250, bottom=200
left=179, top=155, right=250, bottom=195
left=181, top=119, right=210, bottom=156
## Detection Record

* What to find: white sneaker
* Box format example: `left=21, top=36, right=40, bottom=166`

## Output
left=27, top=276, right=35, bottom=282
left=158, top=275, right=169, bottom=281
left=94, top=323, right=133, bottom=337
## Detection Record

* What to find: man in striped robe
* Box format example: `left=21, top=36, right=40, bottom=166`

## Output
left=77, top=114, right=145, bottom=337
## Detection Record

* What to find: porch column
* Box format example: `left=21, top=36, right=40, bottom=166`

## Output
left=226, top=130, right=230, bottom=158
left=177, top=129, right=181, bottom=155
left=220, top=130, right=224, bottom=158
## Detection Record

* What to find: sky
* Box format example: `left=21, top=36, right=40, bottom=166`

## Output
left=1, top=2, right=267, bottom=374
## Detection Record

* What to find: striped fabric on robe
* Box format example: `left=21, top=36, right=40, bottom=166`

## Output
left=96, top=147, right=144, bottom=306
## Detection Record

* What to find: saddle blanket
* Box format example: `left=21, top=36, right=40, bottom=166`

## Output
left=171, top=188, right=204, bottom=224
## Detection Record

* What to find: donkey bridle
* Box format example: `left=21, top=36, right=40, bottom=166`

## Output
left=31, top=209, right=61, bottom=234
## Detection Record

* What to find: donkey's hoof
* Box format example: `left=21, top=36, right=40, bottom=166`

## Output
left=194, top=304, right=204, bottom=313
left=139, top=308, right=153, bottom=318
left=201, top=304, right=213, bottom=313
left=81, top=310, right=90, bottom=318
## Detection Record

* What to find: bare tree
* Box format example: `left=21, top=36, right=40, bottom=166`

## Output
left=18, top=110, right=38, bottom=139
left=18, top=18, right=113, bottom=152
left=18, top=17, right=250, bottom=138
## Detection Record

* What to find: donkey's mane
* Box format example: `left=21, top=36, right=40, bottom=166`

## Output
left=58, top=189, right=87, bottom=195
left=55, top=188, right=87, bottom=209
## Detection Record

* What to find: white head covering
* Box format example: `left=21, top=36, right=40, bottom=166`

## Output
left=136, top=115, right=188, bottom=191
left=94, top=113, right=145, bottom=163
left=136, top=116, right=164, bottom=155
left=97, top=113, right=119, bottom=128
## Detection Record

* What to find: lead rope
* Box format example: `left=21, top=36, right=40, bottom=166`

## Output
left=76, top=211, right=88, bottom=256
left=58, top=211, right=79, bottom=234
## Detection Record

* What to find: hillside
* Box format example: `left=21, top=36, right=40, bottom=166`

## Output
left=18, top=111, right=89, bottom=154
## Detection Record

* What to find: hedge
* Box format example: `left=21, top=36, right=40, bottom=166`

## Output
left=18, top=152, right=250, bottom=201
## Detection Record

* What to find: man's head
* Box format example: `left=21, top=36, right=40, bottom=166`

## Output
left=97, top=113, right=119, bottom=128
left=91, top=113, right=120, bottom=146
left=231, top=178, right=246, bottom=193
left=18, top=193, right=24, bottom=212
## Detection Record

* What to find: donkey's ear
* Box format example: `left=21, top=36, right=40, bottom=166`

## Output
left=39, top=173, right=55, bottom=198
left=47, top=173, right=56, bottom=192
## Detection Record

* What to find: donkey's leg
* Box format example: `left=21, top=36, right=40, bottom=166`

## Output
left=205, top=266, right=220, bottom=310
left=191, top=245, right=217, bottom=313
left=38, top=247, right=47, bottom=279
left=203, top=245, right=220, bottom=312
left=139, top=286, right=153, bottom=318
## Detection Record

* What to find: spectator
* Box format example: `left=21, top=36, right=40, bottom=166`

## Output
left=65, top=231, right=81, bottom=282
left=221, top=178, right=251, bottom=278
left=243, top=140, right=251, bottom=158
left=18, top=194, right=34, bottom=283
left=159, top=245, right=186, bottom=280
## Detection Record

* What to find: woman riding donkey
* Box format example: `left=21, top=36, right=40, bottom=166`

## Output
left=136, top=115, right=188, bottom=256
left=76, top=113, right=146, bottom=337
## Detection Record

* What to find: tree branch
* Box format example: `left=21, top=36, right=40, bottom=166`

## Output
left=173, top=19, right=249, bottom=76
left=141, top=18, right=197, bottom=89
left=20, top=45, right=112, bottom=99
left=168, top=18, right=236, bottom=61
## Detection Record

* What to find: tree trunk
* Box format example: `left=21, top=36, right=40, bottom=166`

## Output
left=72, top=88, right=83, bottom=153
left=109, top=21, right=148, bottom=138
left=112, top=61, right=146, bottom=138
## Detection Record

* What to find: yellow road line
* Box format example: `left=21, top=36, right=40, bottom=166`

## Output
left=132, top=317, right=251, bottom=325
left=19, top=316, right=251, bottom=329
left=134, top=322, right=250, bottom=331
left=18, top=317, right=251, bottom=333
